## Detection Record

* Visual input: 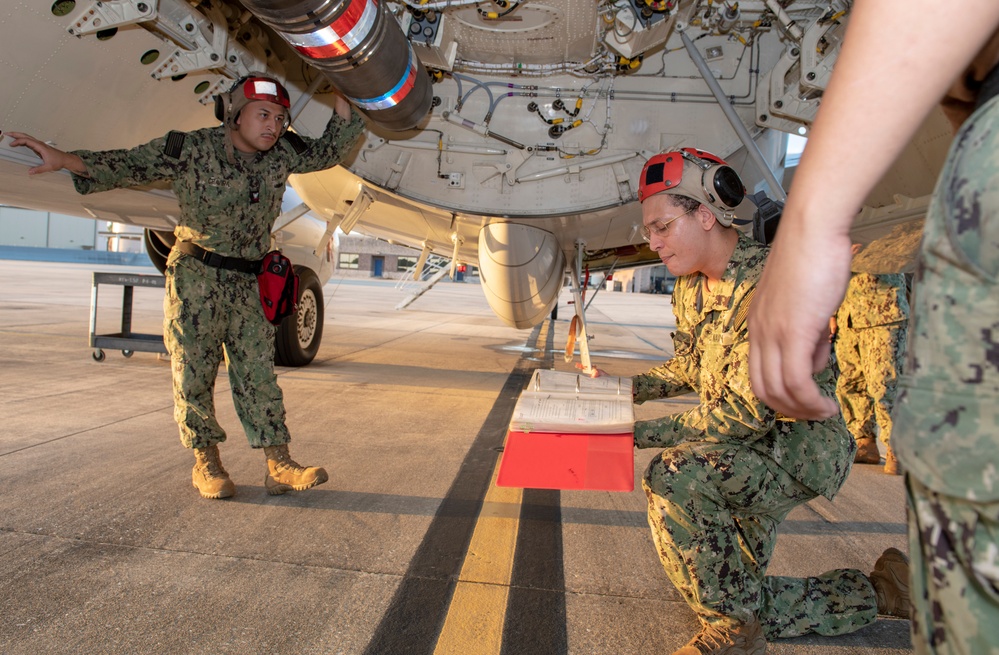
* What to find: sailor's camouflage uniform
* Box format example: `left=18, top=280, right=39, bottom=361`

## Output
left=833, top=272, right=909, bottom=452
left=71, top=111, right=364, bottom=450
left=632, top=233, right=875, bottom=639
left=893, top=90, right=999, bottom=653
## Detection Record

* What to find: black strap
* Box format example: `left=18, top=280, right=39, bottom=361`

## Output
left=281, top=131, right=307, bottom=155
left=976, top=59, right=999, bottom=111
left=174, top=241, right=261, bottom=274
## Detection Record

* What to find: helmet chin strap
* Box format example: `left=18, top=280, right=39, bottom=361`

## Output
left=224, top=125, right=237, bottom=164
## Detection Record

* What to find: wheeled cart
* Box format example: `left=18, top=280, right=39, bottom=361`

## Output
left=88, top=272, right=168, bottom=361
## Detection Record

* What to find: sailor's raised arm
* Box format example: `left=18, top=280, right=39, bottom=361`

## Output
left=5, top=130, right=89, bottom=177
left=332, top=92, right=352, bottom=122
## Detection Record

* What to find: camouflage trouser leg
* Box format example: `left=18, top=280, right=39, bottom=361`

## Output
left=836, top=328, right=877, bottom=442
left=164, top=254, right=290, bottom=449
left=906, top=475, right=999, bottom=655
left=858, top=323, right=906, bottom=449
left=836, top=323, right=907, bottom=448
left=644, top=442, right=878, bottom=639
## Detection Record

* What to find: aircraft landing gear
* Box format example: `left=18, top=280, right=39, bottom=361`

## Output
left=274, top=267, right=324, bottom=367
left=566, top=239, right=594, bottom=373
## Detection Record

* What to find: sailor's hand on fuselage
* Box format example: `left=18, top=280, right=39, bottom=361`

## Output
left=4, top=131, right=89, bottom=177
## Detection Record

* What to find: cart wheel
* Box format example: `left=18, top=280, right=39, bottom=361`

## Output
left=122, top=350, right=134, bottom=358
left=92, top=349, right=106, bottom=362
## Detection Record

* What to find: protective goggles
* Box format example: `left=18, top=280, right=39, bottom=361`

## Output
left=637, top=148, right=745, bottom=212
left=241, top=77, right=290, bottom=108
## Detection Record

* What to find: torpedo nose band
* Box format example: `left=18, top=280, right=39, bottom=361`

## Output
left=238, top=0, right=433, bottom=130
left=350, top=50, right=419, bottom=111
left=285, top=0, right=376, bottom=59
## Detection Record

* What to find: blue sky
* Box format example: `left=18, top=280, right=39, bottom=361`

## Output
left=786, top=134, right=807, bottom=166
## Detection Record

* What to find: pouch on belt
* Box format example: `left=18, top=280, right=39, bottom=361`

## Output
left=258, top=251, right=298, bottom=325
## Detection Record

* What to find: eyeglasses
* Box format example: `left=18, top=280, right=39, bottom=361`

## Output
left=640, top=207, right=695, bottom=242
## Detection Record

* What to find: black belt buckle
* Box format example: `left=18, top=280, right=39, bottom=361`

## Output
left=204, top=251, right=226, bottom=268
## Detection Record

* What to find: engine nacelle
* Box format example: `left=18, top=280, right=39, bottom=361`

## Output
left=477, top=223, right=565, bottom=329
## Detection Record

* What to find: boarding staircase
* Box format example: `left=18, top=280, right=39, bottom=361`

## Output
left=394, top=254, right=452, bottom=310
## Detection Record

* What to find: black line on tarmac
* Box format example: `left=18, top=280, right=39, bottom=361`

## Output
left=501, top=319, right=568, bottom=655
left=361, top=324, right=543, bottom=655
left=501, top=490, right=567, bottom=654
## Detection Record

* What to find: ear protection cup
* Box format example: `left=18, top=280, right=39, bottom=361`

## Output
left=214, top=93, right=226, bottom=122
left=214, top=75, right=251, bottom=127
left=704, top=164, right=745, bottom=210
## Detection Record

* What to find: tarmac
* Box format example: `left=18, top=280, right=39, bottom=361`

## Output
left=0, top=258, right=911, bottom=654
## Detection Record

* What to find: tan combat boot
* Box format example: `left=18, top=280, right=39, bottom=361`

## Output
left=263, top=444, right=329, bottom=495
left=673, top=618, right=767, bottom=655
left=192, top=444, right=235, bottom=499
left=870, top=547, right=911, bottom=618
left=854, top=437, right=881, bottom=464
left=884, top=447, right=902, bottom=475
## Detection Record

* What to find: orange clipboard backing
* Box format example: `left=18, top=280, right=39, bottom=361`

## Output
left=496, top=430, right=634, bottom=492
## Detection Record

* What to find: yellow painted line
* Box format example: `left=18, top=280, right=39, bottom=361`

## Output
left=432, top=463, right=522, bottom=655
left=432, top=321, right=550, bottom=655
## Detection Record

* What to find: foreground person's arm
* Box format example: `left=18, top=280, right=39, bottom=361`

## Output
left=748, top=0, right=999, bottom=419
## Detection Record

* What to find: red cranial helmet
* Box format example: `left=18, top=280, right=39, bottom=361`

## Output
left=214, top=74, right=291, bottom=135
left=638, top=148, right=746, bottom=225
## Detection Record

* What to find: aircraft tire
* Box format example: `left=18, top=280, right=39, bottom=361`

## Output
left=274, top=267, right=323, bottom=367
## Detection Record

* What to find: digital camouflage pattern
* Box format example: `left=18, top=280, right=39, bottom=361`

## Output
left=907, top=475, right=999, bottom=655
left=834, top=272, right=909, bottom=450
left=644, top=444, right=876, bottom=639
left=894, top=92, right=999, bottom=653
left=163, top=256, right=288, bottom=448
left=633, top=233, right=855, bottom=500
left=633, top=233, right=866, bottom=636
left=72, top=110, right=365, bottom=449
left=73, top=111, right=365, bottom=260
left=836, top=272, right=909, bottom=329
left=893, top=94, right=999, bottom=500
